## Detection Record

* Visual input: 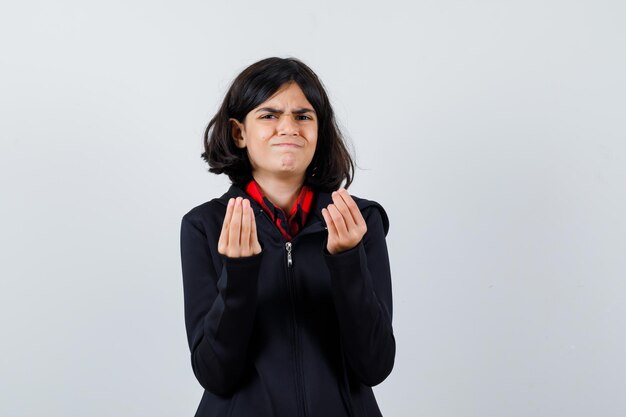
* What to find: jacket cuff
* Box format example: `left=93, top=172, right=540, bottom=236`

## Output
left=322, top=240, right=363, bottom=266
left=221, top=250, right=264, bottom=266
left=219, top=251, right=264, bottom=293
left=322, top=239, right=376, bottom=300
left=206, top=251, right=263, bottom=360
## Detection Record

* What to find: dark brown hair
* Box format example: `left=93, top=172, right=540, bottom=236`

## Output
left=201, top=57, right=354, bottom=192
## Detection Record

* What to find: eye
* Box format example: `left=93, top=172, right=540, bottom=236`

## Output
left=297, top=115, right=313, bottom=120
left=260, top=114, right=277, bottom=119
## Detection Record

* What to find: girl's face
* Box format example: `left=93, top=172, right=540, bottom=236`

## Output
left=230, top=82, right=318, bottom=183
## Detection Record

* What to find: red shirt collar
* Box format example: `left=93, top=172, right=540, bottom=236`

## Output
left=244, top=179, right=315, bottom=241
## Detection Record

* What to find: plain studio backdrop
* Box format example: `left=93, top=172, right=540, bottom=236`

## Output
left=1, top=0, right=625, bottom=416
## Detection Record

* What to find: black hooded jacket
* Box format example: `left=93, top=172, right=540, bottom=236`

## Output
left=180, top=183, right=395, bottom=417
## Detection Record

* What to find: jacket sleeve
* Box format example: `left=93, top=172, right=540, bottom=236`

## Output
left=323, top=204, right=395, bottom=386
left=180, top=211, right=263, bottom=396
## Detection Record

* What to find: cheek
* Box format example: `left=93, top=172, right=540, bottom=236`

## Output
left=246, top=139, right=268, bottom=159
left=254, top=132, right=270, bottom=145
left=308, top=133, right=318, bottom=150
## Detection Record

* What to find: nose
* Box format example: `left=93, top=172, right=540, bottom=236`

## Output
left=277, top=114, right=299, bottom=136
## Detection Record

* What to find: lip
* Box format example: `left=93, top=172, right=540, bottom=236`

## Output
left=273, top=143, right=302, bottom=147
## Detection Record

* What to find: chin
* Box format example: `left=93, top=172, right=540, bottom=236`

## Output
left=276, top=168, right=305, bottom=177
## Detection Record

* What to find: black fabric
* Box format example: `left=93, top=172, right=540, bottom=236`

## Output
left=180, top=184, right=395, bottom=417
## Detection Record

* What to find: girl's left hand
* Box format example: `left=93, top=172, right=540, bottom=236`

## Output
left=321, top=188, right=368, bottom=255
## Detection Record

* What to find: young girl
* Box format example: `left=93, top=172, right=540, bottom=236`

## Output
left=180, top=57, right=395, bottom=417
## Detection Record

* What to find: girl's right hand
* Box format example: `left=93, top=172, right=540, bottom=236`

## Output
left=217, top=197, right=262, bottom=258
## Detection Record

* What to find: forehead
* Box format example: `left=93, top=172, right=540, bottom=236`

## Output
left=262, top=82, right=311, bottom=106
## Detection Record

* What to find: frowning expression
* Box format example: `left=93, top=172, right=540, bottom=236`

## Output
left=229, top=81, right=318, bottom=182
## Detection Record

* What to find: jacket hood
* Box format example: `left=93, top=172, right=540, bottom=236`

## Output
left=214, top=184, right=390, bottom=237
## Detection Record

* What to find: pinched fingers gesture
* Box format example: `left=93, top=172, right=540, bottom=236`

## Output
left=321, top=188, right=367, bottom=255
left=217, top=197, right=262, bottom=258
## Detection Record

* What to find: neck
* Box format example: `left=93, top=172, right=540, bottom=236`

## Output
left=252, top=172, right=305, bottom=213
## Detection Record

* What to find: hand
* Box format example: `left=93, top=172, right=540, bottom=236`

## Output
left=217, top=197, right=262, bottom=258
left=321, top=188, right=367, bottom=255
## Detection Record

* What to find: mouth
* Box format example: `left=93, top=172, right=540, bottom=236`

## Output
left=273, top=143, right=302, bottom=148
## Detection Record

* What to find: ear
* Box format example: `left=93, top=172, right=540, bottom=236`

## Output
left=229, top=118, right=247, bottom=149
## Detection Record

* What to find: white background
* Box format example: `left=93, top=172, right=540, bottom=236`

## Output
left=1, top=0, right=625, bottom=416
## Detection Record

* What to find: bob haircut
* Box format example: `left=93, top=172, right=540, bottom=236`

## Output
left=201, top=57, right=354, bottom=192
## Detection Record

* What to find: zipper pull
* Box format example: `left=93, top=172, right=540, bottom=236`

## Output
left=285, top=242, right=293, bottom=267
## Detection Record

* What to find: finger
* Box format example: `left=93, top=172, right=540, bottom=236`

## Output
left=332, top=190, right=356, bottom=229
left=338, top=188, right=365, bottom=227
left=218, top=198, right=235, bottom=251
left=321, top=207, right=338, bottom=237
left=221, top=197, right=235, bottom=233
left=249, top=203, right=260, bottom=252
left=327, top=204, right=348, bottom=237
left=229, top=197, right=243, bottom=252
left=240, top=199, right=251, bottom=254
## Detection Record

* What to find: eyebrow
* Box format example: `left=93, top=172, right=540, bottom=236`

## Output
left=254, top=107, right=316, bottom=115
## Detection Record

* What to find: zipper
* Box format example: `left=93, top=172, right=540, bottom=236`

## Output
left=255, top=207, right=310, bottom=417
left=284, top=240, right=308, bottom=417
left=285, top=242, right=293, bottom=267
